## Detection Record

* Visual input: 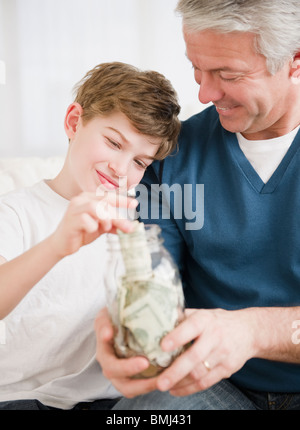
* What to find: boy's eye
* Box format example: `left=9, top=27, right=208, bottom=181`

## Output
left=106, top=138, right=121, bottom=149
left=134, top=159, right=147, bottom=170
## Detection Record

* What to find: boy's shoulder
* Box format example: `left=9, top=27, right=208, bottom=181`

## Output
left=0, top=181, right=68, bottom=227
left=0, top=181, right=45, bottom=206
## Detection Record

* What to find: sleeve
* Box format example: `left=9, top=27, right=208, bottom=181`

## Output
left=0, top=199, right=24, bottom=261
left=136, top=162, right=188, bottom=285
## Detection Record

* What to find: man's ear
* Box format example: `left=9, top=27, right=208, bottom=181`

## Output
left=290, top=53, right=300, bottom=85
left=64, top=102, right=83, bottom=139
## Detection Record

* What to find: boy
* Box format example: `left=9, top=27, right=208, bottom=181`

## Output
left=0, top=62, right=180, bottom=410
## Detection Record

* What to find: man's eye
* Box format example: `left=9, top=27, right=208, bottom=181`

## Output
left=220, top=76, right=236, bottom=82
left=219, top=73, right=240, bottom=82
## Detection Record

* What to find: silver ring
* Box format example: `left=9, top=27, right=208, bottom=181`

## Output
left=203, top=360, right=211, bottom=371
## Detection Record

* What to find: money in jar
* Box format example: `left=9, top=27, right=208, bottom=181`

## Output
left=104, top=221, right=185, bottom=378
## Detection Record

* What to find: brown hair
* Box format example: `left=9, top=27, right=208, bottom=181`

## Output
left=73, top=62, right=181, bottom=159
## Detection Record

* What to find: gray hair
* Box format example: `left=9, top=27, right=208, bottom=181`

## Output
left=175, top=0, right=300, bottom=75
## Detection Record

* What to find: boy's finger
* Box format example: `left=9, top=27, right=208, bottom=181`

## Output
left=72, top=191, right=138, bottom=209
left=95, top=190, right=138, bottom=208
left=110, top=218, right=135, bottom=233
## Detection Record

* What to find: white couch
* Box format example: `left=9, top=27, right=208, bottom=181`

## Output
left=0, top=156, right=65, bottom=195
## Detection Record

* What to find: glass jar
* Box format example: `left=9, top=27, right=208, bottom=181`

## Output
left=104, top=222, right=185, bottom=378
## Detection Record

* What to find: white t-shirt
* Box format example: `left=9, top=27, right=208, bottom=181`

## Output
left=237, top=126, right=300, bottom=183
left=0, top=181, right=120, bottom=409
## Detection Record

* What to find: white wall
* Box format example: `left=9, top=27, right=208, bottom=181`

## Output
left=0, top=0, right=204, bottom=158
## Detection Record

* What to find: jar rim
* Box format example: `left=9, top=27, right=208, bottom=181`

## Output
left=106, top=223, right=162, bottom=248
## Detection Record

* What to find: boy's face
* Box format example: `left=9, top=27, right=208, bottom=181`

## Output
left=64, top=104, right=159, bottom=196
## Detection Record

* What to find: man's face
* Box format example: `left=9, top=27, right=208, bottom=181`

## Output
left=184, top=30, right=294, bottom=139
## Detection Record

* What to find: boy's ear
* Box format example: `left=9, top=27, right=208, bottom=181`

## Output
left=290, top=53, right=300, bottom=85
left=64, top=102, right=83, bottom=139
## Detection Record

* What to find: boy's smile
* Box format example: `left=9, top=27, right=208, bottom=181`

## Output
left=96, top=170, right=119, bottom=190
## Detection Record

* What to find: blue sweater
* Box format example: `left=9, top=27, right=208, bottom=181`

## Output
left=137, top=106, right=300, bottom=392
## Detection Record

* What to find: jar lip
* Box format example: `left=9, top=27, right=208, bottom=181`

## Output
left=106, top=223, right=162, bottom=246
left=144, top=224, right=161, bottom=234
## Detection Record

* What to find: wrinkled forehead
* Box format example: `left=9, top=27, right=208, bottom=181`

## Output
left=183, top=29, right=261, bottom=71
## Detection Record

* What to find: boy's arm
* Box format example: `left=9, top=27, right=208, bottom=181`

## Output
left=0, top=237, right=63, bottom=318
left=0, top=192, right=137, bottom=319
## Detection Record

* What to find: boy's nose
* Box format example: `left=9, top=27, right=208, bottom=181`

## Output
left=108, top=158, right=129, bottom=178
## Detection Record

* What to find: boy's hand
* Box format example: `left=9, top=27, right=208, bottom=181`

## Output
left=49, top=192, right=138, bottom=258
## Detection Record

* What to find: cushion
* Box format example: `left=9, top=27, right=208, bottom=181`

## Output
left=0, top=156, right=64, bottom=195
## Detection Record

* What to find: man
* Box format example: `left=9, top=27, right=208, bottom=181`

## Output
left=95, top=0, right=300, bottom=410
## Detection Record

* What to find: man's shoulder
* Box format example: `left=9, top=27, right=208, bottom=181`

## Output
left=180, top=105, right=220, bottom=142
left=144, top=106, right=222, bottom=182
left=172, top=105, right=221, bottom=161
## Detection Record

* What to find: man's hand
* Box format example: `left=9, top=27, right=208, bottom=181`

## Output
left=94, top=307, right=255, bottom=398
left=155, top=308, right=257, bottom=396
left=95, top=308, right=160, bottom=398
left=95, top=305, right=300, bottom=398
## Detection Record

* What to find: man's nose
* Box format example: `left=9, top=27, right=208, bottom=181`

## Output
left=198, top=72, right=224, bottom=105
